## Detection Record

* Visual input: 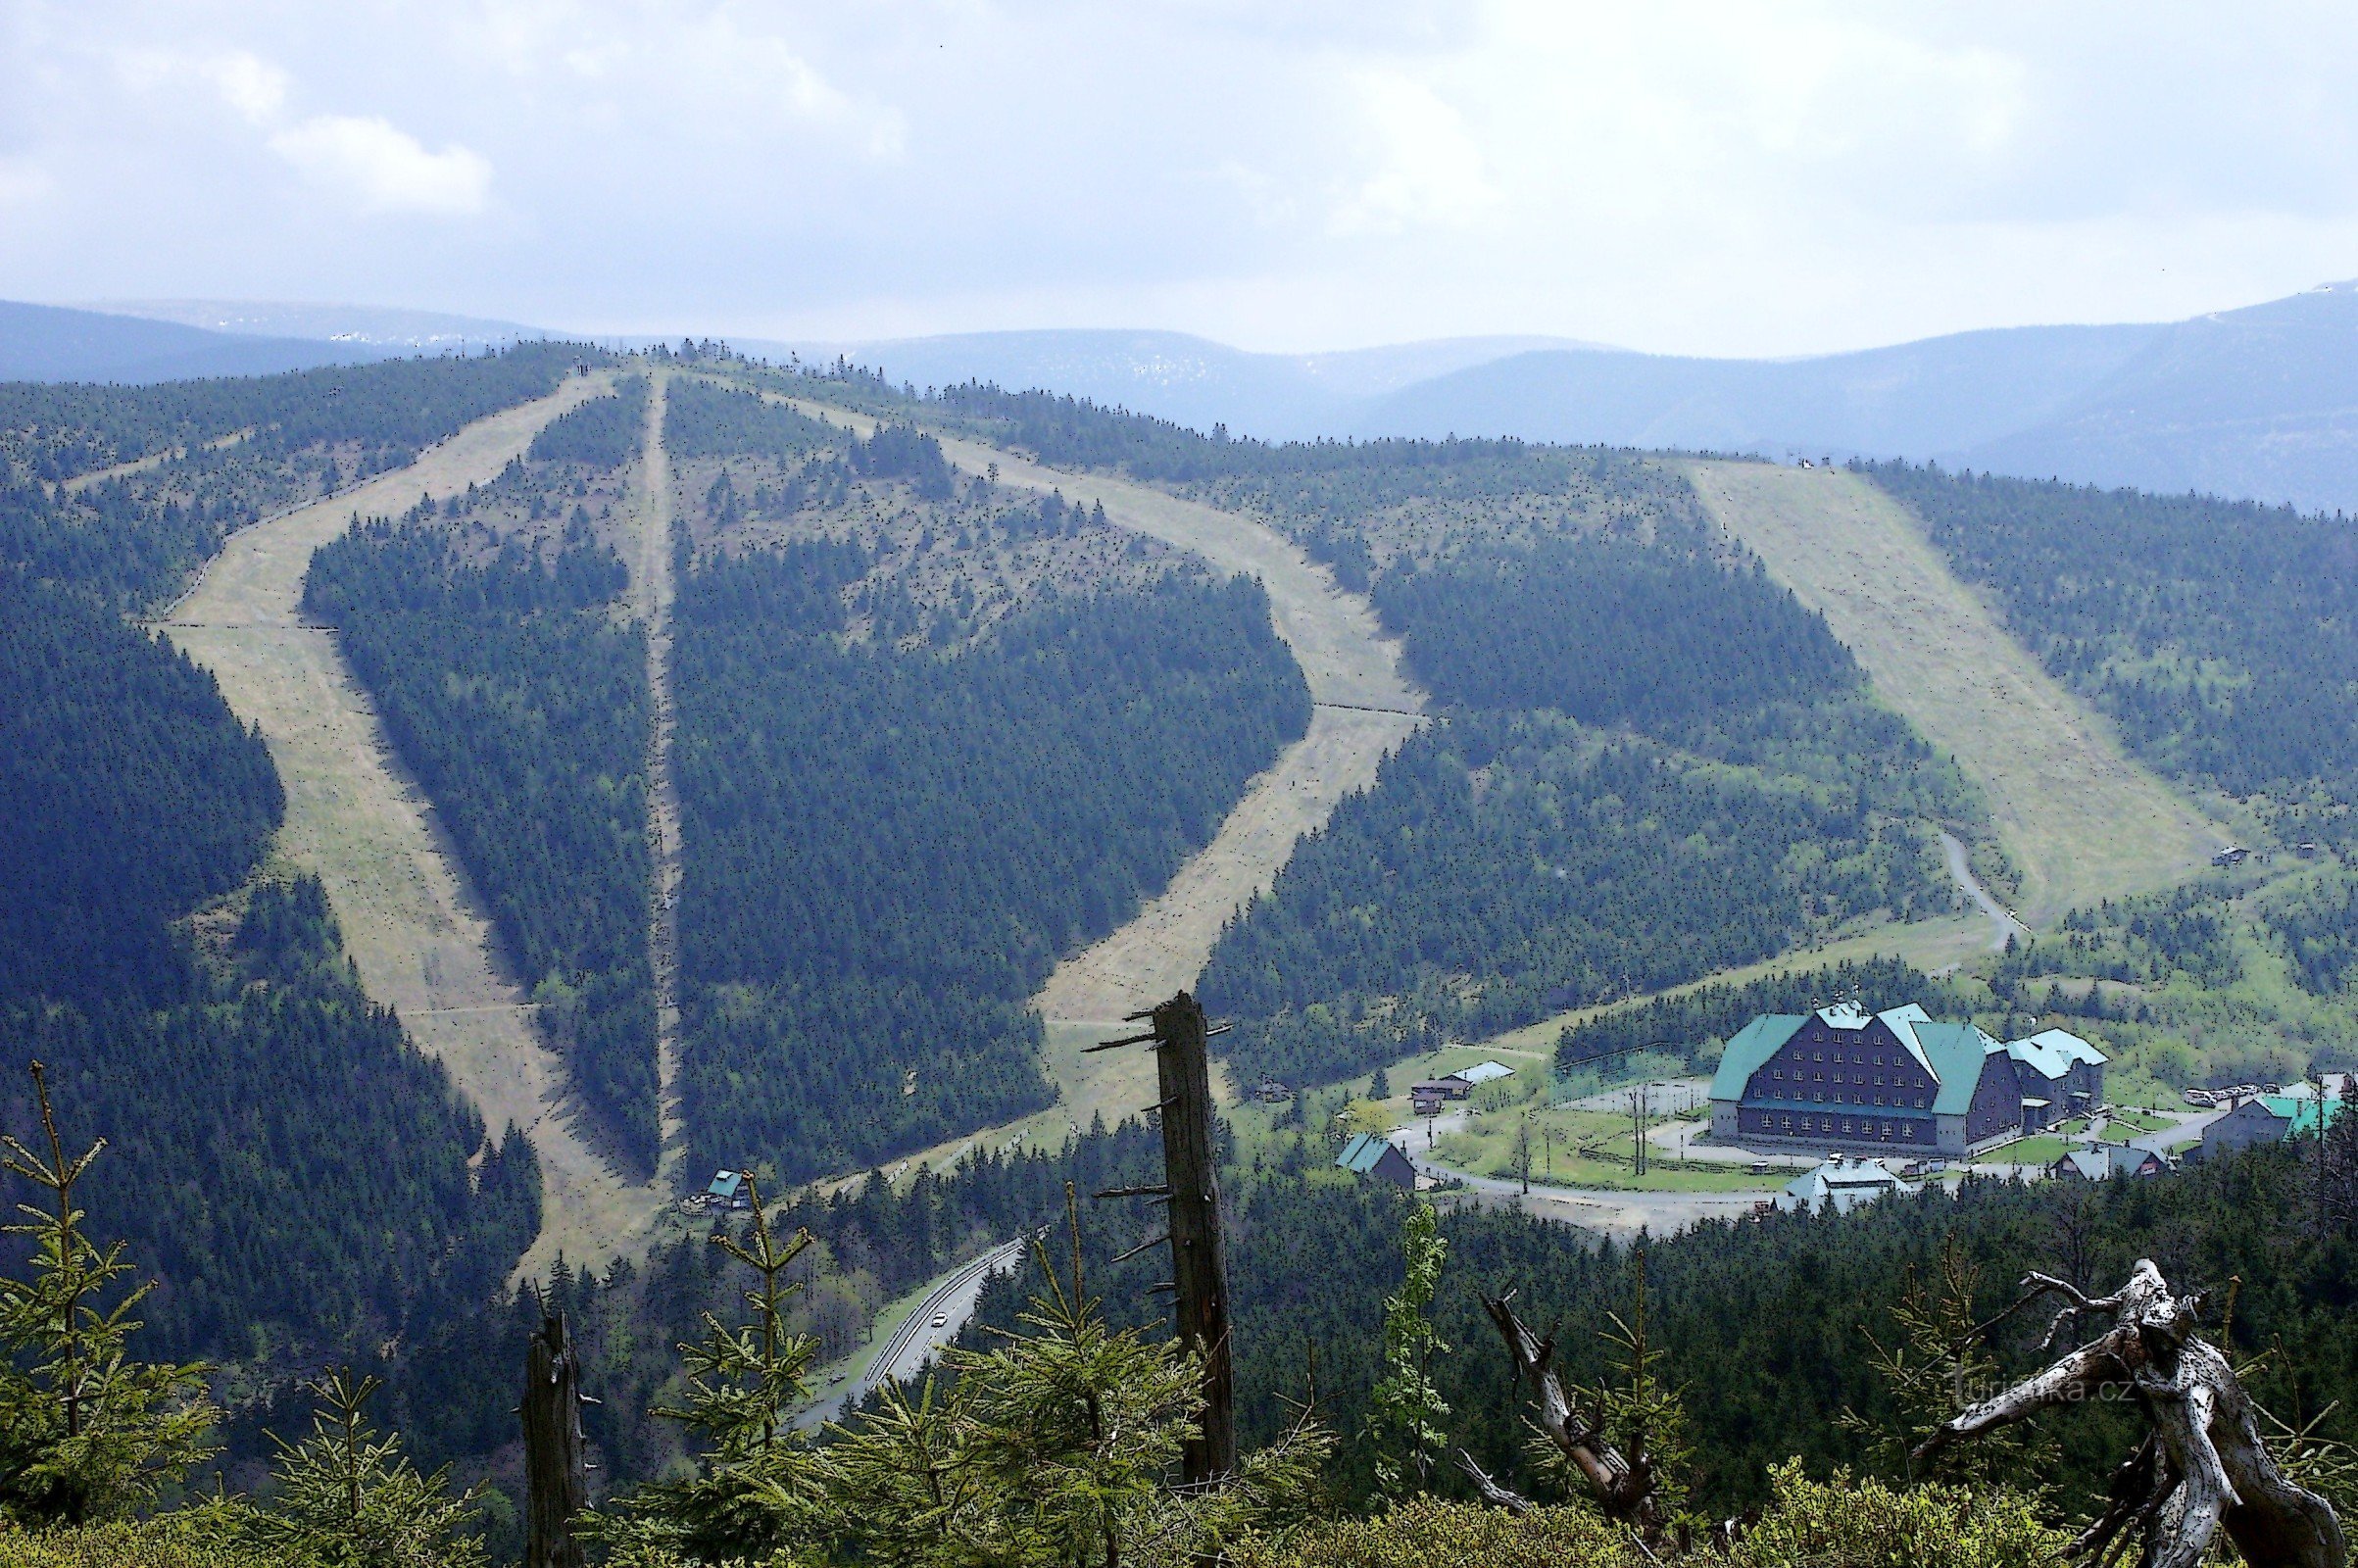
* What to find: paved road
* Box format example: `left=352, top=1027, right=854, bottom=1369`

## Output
left=792, top=1238, right=1027, bottom=1431
left=1392, top=1127, right=1766, bottom=1239
left=1941, top=830, right=2031, bottom=951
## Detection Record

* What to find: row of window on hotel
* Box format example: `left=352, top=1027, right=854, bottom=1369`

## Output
left=1744, top=1111, right=1922, bottom=1141
left=1770, top=1064, right=1928, bottom=1107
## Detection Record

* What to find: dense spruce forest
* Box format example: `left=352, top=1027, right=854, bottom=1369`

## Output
left=950, top=1115, right=2358, bottom=1524
left=0, top=354, right=588, bottom=1362
left=305, top=505, right=660, bottom=1171
left=1863, top=461, right=2358, bottom=839
left=672, top=542, right=1310, bottom=1179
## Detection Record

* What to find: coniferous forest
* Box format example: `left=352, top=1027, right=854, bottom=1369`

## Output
left=306, top=508, right=661, bottom=1172
left=0, top=349, right=580, bottom=1363
left=13, top=348, right=2358, bottom=1568
left=1199, top=479, right=1972, bottom=1088
left=1862, top=461, right=2358, bottom=835
left=672, top=542, right=1310, bottom=1179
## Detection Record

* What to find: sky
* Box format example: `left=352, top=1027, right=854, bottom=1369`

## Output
left=5, top=1, right=2358, bottom=357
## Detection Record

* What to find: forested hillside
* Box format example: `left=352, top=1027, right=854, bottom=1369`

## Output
left=0, top=343, right=587, bottom=612
left=0, top=355, right=583, bottom=1363
left=1200, top=471, right=1971, bottom=1087
left=770, top=363, right=1989, bottom=1091
left=1863, top=461, right=2358, bottom=839
left=672, top=543, right=1310, bottom=1179
left=306, top=508, right=659, bottom=1172
left=0, top=572, right=279, bottom=1003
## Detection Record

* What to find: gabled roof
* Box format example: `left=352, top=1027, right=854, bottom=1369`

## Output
left=1910, top=1020, right=2003, bottom=1115
left=2004, top=1028, right=2108, bottom=1082
left=1777, top=1155, right=1918, bottom=1212
left=707, top=1169, right=744, bottom=1200
left=1336, top=1133, right=1403, bottom=1175
left=1709, top=1014, right=1808, bottom=1102
left=1449, top=1061, right=1516, bottom=1086
left=2055, top=1144, right=2160, bottom=1179
left=2251, top=1095, right=2351, bottom=1136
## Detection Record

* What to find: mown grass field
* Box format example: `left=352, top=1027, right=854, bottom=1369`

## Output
left=1684, top=461, right=2220, bottom=926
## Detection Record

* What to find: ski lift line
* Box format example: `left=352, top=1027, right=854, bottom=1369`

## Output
left=1312, top=700, right=1430, bottom=719
left=1555, top=1040, right=1684, bottom=1073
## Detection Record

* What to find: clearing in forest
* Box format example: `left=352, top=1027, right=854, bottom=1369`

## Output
left=769, top=392, right=1424, bottom=1159
left=629, top=371, right=689, bottom=1190
left=1684, top=460, right=2220, bottom=925
left=164, top=374, right=673, bottom=1274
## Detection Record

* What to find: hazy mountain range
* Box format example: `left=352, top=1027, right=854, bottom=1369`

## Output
left=12, top=284, right=2358, bottom=514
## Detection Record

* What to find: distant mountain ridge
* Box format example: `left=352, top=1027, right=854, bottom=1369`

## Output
left=0, top=300, right=389, bottom=384
left=802, top=284, right=2358, bottom=514
left=91, top=299, right=546, bottom=351
left=735, top=328, right=1603, bottom=441
left=15, top=284, right=2358, bottom=511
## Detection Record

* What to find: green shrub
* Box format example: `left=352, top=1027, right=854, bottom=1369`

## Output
left=1230, top=1495, right=1644, bottom=1568
left=1226, top=1464, right=2067, bottom=1568
left=0, top=1521, right=270, bottom=1568
left=1731, top=1461, right=2065, bottom=1568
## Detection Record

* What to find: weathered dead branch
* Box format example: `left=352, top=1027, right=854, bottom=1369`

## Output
left=1915, top=1260, right=2345, bottom=1568
left=1474, top=1291, right=1661, bottom=1528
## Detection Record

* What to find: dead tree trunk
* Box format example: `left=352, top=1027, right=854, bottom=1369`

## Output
left=520, top=1309, right=589, bottom=1568
left=1154, top=992, right=1236, bottom=1485
left=1456, top=1291, right=1660, bottom=1530
left=1915, top=1259, right=2344, bottom=1568
left=1086, top=991, right=1237, bottom=1485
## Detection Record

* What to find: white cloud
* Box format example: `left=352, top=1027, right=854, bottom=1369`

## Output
left=1328, top=70, right=1497, bottom=235
left=113, top=41, right=491, bottom=218
left=267, top=116, right=493, bottom=216
left=116, top=45, right=287, bottom=122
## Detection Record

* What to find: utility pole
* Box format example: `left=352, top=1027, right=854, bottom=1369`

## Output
left=520, top=1309, right=589, bottom=1568
left=1088, top=990, right=1236, bottom=1484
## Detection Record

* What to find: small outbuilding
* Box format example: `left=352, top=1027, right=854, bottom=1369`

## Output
left=706, top=1169, right=751, bottom=1210
left=1773, top=1153, right=1918, bottom=1215
left=2200, top=1091, right=2346, bottom=1162
left=2050, top=1144, right=2167, bottom=1180
left=1335, top=1133, right=1418, bottom=1189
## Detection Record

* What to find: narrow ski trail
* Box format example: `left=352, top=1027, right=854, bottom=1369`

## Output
left=1685, top=460, right=2220, bottom=924
left=630, top=371, right=689, bottom=1190
left=165, top=374, right=675, bottom=1275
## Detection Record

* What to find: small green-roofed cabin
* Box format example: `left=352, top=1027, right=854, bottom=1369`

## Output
left=1708, top=1003, right=2105, bottom=1158
left=1335, top=1132, right=1416, bottom=1189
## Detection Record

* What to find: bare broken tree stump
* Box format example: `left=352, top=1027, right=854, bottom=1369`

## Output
left=521, top=1309, right=589, bottom=1568
left=1459, top=1291, right=1661, bottom=1530
left=1915, top=1259, right=2345, bottom=1568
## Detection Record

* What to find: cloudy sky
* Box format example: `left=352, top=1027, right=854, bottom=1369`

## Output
left=4, top=1, right=2356, bottom=356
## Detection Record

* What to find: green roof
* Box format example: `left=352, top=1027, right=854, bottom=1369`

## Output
left=1911, top=1021, right=2001, bottom=1115
left=1708, top=1004, right=1997, bottom=1115
left=2254, top=1095, right=2348, bottom=1137
left=1337, top=1133, right=1401, bottom=1175
left=1708, top=1014, right=1807, bottom=1101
